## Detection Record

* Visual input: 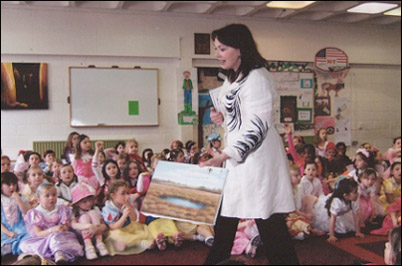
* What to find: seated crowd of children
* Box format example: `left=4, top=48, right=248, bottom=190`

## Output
left=1, top=130, right=400, bottom=264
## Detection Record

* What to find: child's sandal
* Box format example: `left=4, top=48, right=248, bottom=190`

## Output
left=156, top=233, right=166, bottom=251
left=96, top=242, right=109, bottom=257
left=205, top=236, right=214, bottom=247
left=173, top=232, right=184, bottom=247
left=85, top=245, right=98, bottom=260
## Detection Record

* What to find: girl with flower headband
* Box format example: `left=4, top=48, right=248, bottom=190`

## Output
left=311, top=177, right=364, bottom=242
left=348, top=148, right=375, bottom=183
left=20, top=183, right=83, bottom=264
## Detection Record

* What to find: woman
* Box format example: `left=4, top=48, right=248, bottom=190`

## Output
left=200, top=24, right=299, bottom=265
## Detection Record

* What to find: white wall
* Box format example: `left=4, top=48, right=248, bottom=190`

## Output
left=1, top=6, right=401, bottom=159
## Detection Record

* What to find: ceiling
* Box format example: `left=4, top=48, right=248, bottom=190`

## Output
left=1, top=1, right=401, bottom=26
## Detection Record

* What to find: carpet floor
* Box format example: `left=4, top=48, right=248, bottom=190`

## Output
left=1, top=234, right=387, bottom=265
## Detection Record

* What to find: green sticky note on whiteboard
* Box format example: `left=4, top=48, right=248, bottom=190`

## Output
left=128, top=101, right=139, bottom=115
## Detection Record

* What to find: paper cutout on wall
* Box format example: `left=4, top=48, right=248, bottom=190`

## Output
left=314, top=116, right=336, bottom=135
left=177, top=68, right=198, bottom=125
left=334, top=97, right=351, bottom=145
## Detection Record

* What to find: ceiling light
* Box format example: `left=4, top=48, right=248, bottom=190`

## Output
left=347, top=2, right=398, bottom=14
left=384, top=7, right=401, bottom=16
left=266, top=1, right=316, bottom=10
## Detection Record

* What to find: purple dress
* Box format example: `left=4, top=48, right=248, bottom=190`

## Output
left=20, top=205, right=83, bottom=262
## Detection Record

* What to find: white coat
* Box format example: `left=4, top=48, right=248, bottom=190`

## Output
left=217, top=67, right=295, bottom=219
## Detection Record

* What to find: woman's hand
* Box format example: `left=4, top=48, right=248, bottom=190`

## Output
left=210, top=107, right=224, bottom=126
left=200, top=153, right=230, bottom=167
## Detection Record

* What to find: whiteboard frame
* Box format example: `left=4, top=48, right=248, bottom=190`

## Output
left=69, top=66, right=159, bottom=127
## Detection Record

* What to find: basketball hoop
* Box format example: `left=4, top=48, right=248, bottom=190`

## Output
left=315, top=47, right=349, bottom=73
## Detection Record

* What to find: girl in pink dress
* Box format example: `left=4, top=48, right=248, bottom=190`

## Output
left=357, top=168, right=383, bottom=225
left=72, top=134, right=100, bottom=195
left=231, top=219, right=261, bottom=258
left=20, top=183, right=83, bottom=263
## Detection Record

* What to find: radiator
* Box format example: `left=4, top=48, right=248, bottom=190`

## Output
left=33, top=140, right=124, bottom=159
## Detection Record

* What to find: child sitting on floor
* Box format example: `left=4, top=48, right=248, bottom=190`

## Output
left=20, top=183, right=83, bottom=264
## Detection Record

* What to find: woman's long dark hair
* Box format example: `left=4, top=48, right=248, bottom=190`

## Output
left=212, top=24, right=269, bottom=83
left=325, top=178, right=358, bottom=217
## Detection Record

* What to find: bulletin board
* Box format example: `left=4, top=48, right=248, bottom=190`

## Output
left=272, top=70, right=315, bottom=136
left=69, top=67, right=158, bottom=127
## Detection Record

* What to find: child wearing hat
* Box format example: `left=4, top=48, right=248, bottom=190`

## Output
left=207, top=133, right=223, bottom=158
left=70, top=183, right=109, bottom=260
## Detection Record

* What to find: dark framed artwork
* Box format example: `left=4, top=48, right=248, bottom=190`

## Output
left=314, top=96, right=331, bottom=117
left=280, top=96, right=297, bottom=123
left=1, top=62, right=48, bottom=110
left=194, top=33, right=211, bottom=55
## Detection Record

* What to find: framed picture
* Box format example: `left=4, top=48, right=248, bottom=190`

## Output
left=141, top=161, right=228, bottom=225
left=194, top=33, right=211, bottom=55
left=1, top=62, right=48, bottom=110
left=314, top=96, right=331, bottom=117
left=297, top=108, right=313, bottom=123
left=280, top=96, right=297, bottom=123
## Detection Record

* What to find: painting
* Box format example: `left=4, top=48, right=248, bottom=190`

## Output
left=141, top=161, right=228, bottom=225
left=280, top=96, right=297, bottom=123
left=1, top=62, right=48, bottom=110
left=194, top=33, right=211, bottom=55
left=314, top=96, right=331, bottom=117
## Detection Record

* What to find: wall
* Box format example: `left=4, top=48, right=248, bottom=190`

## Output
left=1, top=6, right=401, bottom=159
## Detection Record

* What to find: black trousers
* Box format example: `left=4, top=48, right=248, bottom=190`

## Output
left=204, top=213, right=299, bottom=265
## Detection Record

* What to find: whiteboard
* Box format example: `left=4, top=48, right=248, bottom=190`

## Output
left=69, top=67, right=158, bottom=127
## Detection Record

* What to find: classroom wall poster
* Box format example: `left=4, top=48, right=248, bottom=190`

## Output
left=197, top=67, right=225, bottom=149
left=271, top=66, right=315, bottom=136
left=334, top=97, right=352, bottom=146
left=177, top=68, right=199, bottom=125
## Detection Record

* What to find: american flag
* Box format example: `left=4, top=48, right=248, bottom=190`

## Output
left=315, top=48, right=348, bottom=71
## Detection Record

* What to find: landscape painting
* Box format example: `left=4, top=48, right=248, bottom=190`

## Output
left=141, top=161, right=228, bottom=225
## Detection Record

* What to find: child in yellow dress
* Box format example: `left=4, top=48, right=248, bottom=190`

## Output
left=102, top=180, right=155, bottom=255
left=379, top=159, right=401, bottom=212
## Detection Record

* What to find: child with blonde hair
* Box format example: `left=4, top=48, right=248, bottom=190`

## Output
left=71, top=183, right=109, bottom=260
left=125, top=139, right=146, bottom=171
left=20, top=183, right=83, bottom=264
left=287, top=164, right=317, bottom=240
left=21, top=166, right=45, bottom=208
